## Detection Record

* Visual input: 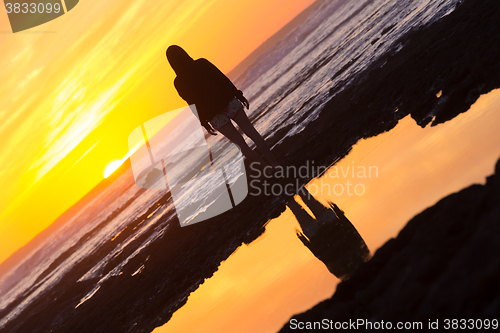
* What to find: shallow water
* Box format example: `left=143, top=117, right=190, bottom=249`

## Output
left=0, top=0, right=477, bottom=328
left=154, top=89, right=500, bottom=333
left=244, top=0, right=460, bottom=144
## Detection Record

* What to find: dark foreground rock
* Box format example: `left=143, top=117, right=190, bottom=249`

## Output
left=279, top=158, right=500, bottom=332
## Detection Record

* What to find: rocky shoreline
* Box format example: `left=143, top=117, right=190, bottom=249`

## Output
left=279, top=158, right=500, bottom=332
left=2, top=0, right=500, bottom=332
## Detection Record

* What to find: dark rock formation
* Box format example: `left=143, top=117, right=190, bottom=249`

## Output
left=279, top=158, right=500, bottom=332
left=2, top=0, right=500, bottom=332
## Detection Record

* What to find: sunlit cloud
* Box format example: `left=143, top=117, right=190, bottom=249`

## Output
left=0, top=0, right=317, bottom=265
left=32, top=72, right=132, bottom=181
left=0, top=0, right=222, bottom=250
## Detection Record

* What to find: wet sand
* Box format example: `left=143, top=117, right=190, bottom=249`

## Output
left=2, top=0, right=500, bottom=332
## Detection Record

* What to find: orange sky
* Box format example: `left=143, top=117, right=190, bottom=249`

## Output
left=0, top=0, right=316, bottom=265
left=156, top=209, right=338, bottom=333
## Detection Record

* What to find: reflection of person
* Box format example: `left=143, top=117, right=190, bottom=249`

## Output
left=288, top=189, right=370, bottom=280
left=166, top=45, right=279, bottom=167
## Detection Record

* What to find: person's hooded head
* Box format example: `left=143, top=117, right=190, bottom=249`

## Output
left=166, top=45, right=194, bottom=76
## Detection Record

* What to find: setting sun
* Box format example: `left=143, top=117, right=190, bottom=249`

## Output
left=104, top=160, right=124, bottom=178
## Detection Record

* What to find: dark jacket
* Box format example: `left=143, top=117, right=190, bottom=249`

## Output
left=173, top=58, right=243, bottom=126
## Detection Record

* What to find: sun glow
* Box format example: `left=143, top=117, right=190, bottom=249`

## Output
left=104, top=160, right=124, bottom=178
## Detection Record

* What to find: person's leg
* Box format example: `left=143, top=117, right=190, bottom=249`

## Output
left=217, top=120, right=267, bottom=166
left=231, top=110, right=280, bottom=167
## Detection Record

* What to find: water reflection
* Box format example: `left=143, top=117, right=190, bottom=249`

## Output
left=154, top=90, right=500, bottom=333
left=288, top=188, right=370, bottom=280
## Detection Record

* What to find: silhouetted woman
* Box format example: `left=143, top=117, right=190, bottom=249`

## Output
left=166, top=45, right=279, bottom=167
